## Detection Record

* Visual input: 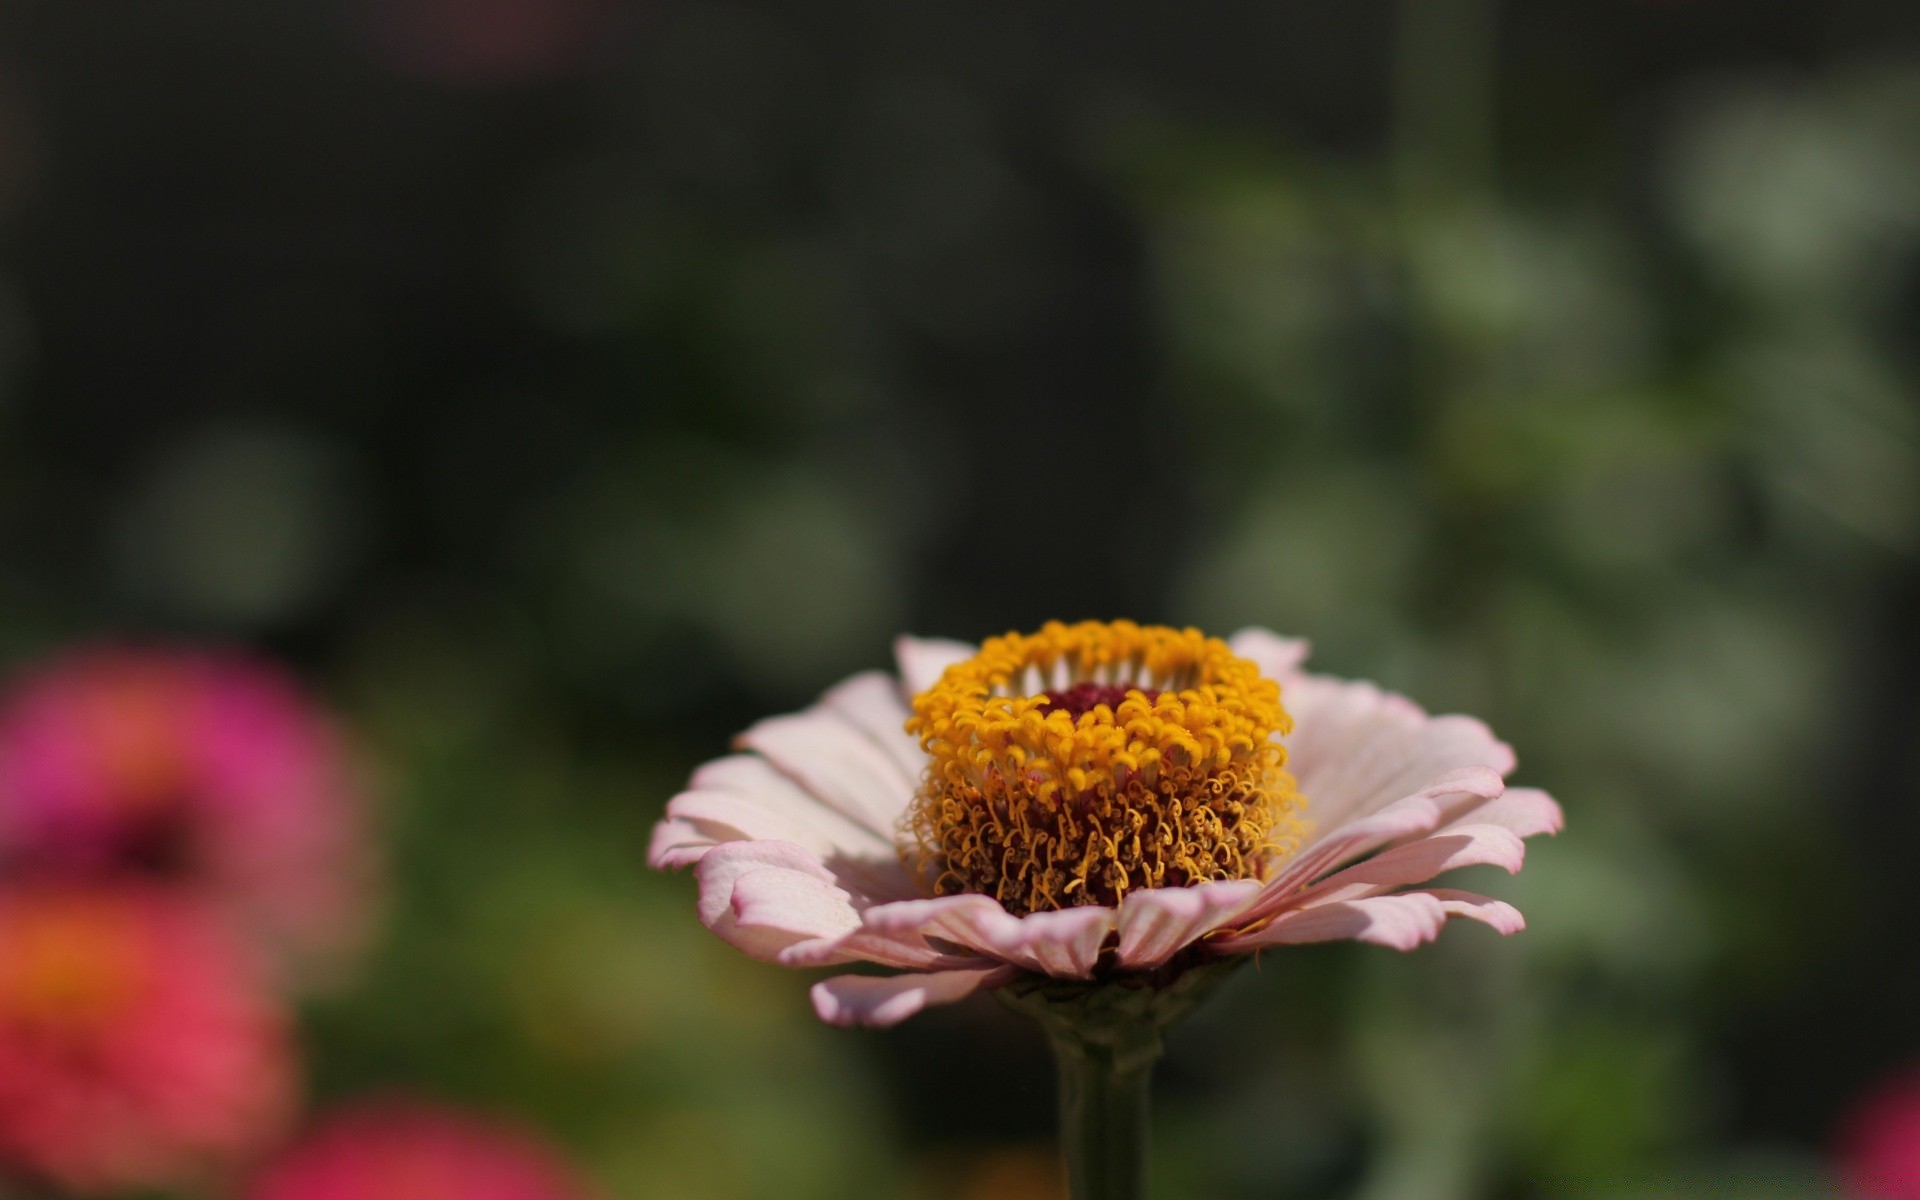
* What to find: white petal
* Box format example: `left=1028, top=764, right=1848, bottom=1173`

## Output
left=1228, top=627, right=1312, bottom=680
left=1113, top=880, right=1265, bottom=971
left=811, top=966, right=1016, bottom=1027
left=1216, top=893, right=1450, bottom=952
left=894, top=636, right=976, bottom=696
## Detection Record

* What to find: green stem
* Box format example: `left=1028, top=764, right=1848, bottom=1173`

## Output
left=1047, top=1014, right=1160, bottom=1200
left=997, top=960, right=1246, bottom=1200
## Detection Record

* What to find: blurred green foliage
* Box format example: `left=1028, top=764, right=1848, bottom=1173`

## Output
left=1, top=1, right=1917, bottom=1197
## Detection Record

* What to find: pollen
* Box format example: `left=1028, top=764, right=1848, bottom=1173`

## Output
left=902, top=620, right=1306, bottom=916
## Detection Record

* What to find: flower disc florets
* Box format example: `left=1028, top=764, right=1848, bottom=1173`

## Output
left=903, top=621, right=1305, bottom=915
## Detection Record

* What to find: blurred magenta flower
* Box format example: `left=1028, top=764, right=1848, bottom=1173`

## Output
left=0, top=884, right=296, bottom=1194
left=1838, top=1067, right=1920, bottom=1198
left=0, top=646, right=375, bottom=981
left=652, top=622, right=1562, bottom=1026
left=246, top=1098, right=593, bottom=1200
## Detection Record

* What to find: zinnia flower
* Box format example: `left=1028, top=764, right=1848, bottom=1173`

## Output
left=0, top=646, right=374, bottom=980
left=651, top=621, right=1562, bottom=1027
left=245, top=1098, right=593, bottom=1200
left=1837, top=1066, right=1920, bottom=1198
left=0, top=884, right=297, bottom=1194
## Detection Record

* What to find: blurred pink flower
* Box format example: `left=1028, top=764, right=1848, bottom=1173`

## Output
left=246, top=1098, right=593, bottom=1200
left=0, top=884, right=297, bottom=1194
left=0, top=646, right=376, bottom=980
left=357, top=0, right=608, bottom=87
left=651, top=623, right=1562, bottom=1027
left=1838, top=1067, right=1920, bottom=1198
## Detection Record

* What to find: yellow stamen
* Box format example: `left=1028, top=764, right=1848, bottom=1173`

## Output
left=902, top=620, right=1306, bottom=915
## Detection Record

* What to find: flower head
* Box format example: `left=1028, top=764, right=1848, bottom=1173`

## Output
left=906, top=622, right=1303, bottom=914
left=0, top=884, right=296, bottom=1193
left=245, top=1098, right=593, bottom=1200
left=0, top=646, right=375, bottom=980
left=651, top=622, right=1563, bottom=1027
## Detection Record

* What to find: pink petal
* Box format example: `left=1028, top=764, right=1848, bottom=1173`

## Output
left=1017, top=908, right=1119, bottom=978
left=661, top=793, right=905, bottom=894
left=1228, top=627, right=1312, bottom=680
left=737, top=706, right=915, bottom=836
left=819, top=671, right=927, bottom=783
left=893, top=636, right=976, bottom=697
left=775, top=932, right=987, bottom=971
left=1294, top=823, right=1527, bottom=904
left=730, top=867, right=953, bottom=970
left=1113, top=880, right=1265, bottom=971
left=1417, top=888, right=1526, bottom=934
left=1438, top=787, right=1564, bottom=840
left=647, top=815, right=724, bottom=870
left=1239, top=770, right=1503, bottom=925
left=692, top=841, right=840, bottom=962
left=862, top=894, right=1114, bottom=979
left=861, top=893, right=1007, bottom=946
left=1216, top=893, right=1450, bottom=952
left=653, top=754, right=899, bottom=868
left=811, top=965, right=1017, bottom=1027
left=1284, top=675, right=1517, bottom=835
left=730, top=866, right=860, bottom=941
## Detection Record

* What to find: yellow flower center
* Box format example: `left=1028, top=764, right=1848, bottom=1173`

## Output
left=84, top=668, right=197, bottom=816
left=0, top=896, right=148, bottom=1037
left=903, top=621, right=1305, bottom=915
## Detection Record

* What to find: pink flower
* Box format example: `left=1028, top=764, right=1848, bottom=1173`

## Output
left=245, top=1098, right=593, bottom=1200
left=651, top=622, right=1562, bottom=1027
left=1837, top=1067, right=1920, bottom=1198
left=0, top=884, right=297, bottom=1194
left=0, top=646, right=375, bottom=980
